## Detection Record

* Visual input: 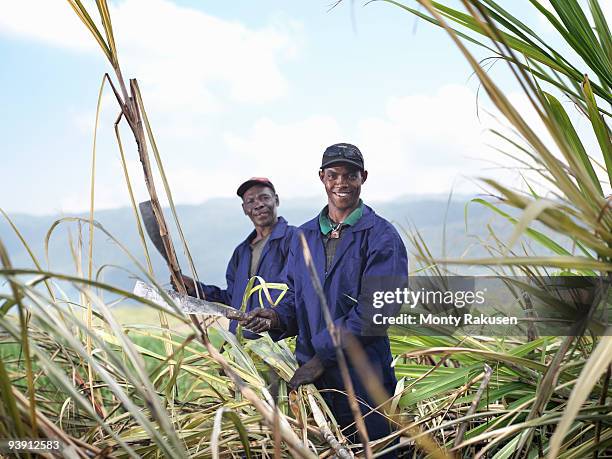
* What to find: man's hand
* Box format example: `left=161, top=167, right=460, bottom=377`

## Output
left=288, top=356, right=324, bottom=390
left=243, top=308, right=280, bottom=333
left=170, top=274, right=202, bottom=298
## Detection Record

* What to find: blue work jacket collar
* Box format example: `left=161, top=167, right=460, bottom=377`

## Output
left=244, top=216, right=289, bottom=245
left=236, top=216, right=290, bottom=305
left=303, top=204, right=376, bottom=233
left=302, top=204, right=377, bottom=280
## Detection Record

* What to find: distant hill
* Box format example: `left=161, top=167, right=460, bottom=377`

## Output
left=1, top=195, right=515, bottom=294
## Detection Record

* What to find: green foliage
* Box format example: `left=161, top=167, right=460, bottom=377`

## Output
left=382, top=0, right=611, bottom=456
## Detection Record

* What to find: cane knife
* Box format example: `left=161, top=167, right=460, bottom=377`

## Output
left=137, top=200, right=269, bottom=328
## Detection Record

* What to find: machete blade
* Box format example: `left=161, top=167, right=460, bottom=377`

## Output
left=139, top=200, right=169, bottom=263
left=133, top=280, right=245, bottom=320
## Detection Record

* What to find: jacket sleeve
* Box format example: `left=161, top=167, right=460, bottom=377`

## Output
left=268, top=232, right=299, bottom=340
left=310, top=225, right=408, bottom=367
left=196, top=248, right=238, bottom=307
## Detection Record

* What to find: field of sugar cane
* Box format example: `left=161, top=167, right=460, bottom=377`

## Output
left=0, top=0, right=610, bottom=457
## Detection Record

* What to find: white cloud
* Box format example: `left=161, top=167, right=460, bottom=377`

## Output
left=223, top=116, right=344, bottom=197
left=0, top=2, right=95, bottom=52
left=354, top=84, right=519, bottom=199
left=13, top=78, right=565, bottom=216
left=1, top=0, right=567, bottom=213
left=182, top=84, right=558, bottom=206
left=162, top=84, right=601, bottom=209
left=220, top=85, right=536, bottom=203
left=0, top=0, right=300, bottom=113
left=0, top=0, right=305, bottom=215
left=112, top=0, right=298, bottom=110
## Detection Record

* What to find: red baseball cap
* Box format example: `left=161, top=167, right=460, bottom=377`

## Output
left=236, top=177, right=276, bottom=198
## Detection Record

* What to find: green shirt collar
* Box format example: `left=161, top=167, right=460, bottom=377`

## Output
left=319, top=200, right=364, bottom=234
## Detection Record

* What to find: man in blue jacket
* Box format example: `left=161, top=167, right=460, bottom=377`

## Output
left=178, top=177, right=296, bottom=337
left=245, top=144, right=408, bottom=450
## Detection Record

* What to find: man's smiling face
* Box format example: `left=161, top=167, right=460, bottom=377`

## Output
left=241, top=185, right=279, bottom=228
left=319, top=164, right=367, bottom=214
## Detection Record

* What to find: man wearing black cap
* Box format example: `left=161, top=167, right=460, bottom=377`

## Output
left=244, top=144, right=408, bottom=454
left=176, top=177, right=296, bottom=338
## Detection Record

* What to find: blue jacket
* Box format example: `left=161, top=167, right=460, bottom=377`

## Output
left=198, top=217, right=296, bottom=335
left=271, top=205, right=408, bottom=377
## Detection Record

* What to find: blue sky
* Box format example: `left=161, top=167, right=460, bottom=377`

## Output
left=0, top=0, right=597, bottom=215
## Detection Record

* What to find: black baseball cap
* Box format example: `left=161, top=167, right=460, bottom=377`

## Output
left=321, top=143, right=364, bottom=171
left=236, top=177, right=276, bottom=198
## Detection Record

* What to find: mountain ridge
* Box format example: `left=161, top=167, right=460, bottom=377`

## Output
left=1, top=195, right=505, bottom=293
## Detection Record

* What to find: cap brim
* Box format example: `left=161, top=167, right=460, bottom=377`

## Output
left=321, top=158, right=364, bottom=170
left=237, top=180, right=275, bottom=197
